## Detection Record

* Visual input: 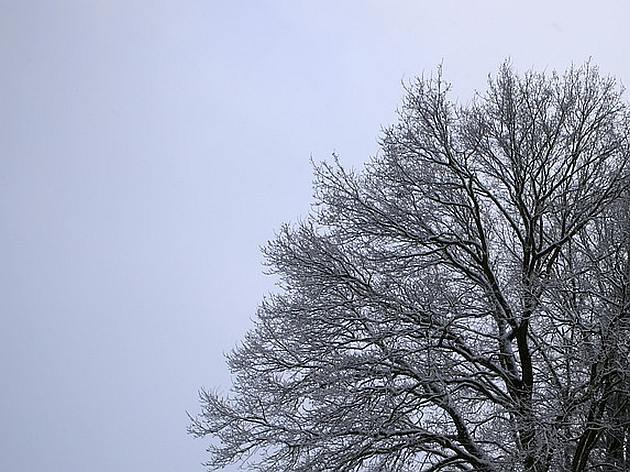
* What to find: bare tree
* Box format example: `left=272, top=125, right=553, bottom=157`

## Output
left=190, top=63, right=630, bottom=472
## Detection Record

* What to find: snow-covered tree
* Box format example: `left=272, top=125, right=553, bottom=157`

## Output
left=190, top=63, right=630, bottom=472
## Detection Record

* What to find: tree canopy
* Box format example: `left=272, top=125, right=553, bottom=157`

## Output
left=190, top=63, right=630, bottom=472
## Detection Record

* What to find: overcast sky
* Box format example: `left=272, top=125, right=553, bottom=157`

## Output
left=2, top=1, right=630, bottom=471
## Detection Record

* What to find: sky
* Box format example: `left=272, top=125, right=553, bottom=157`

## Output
left=1, top=1, right=630, bottom=471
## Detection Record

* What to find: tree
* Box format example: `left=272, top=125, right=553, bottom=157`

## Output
left=190, top=63, right=630, bottom=472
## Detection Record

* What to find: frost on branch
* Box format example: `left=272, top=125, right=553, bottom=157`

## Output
left=190, top=63, right=630, bottom=472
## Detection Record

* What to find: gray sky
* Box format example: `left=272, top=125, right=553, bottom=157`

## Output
left=2, top=1, right=629, bottom=471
